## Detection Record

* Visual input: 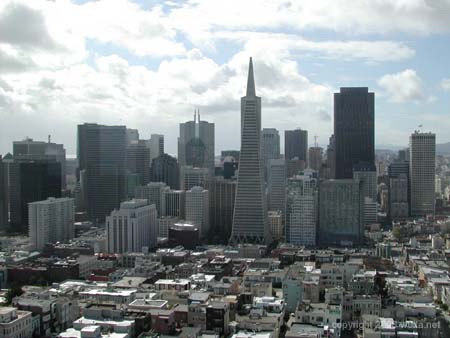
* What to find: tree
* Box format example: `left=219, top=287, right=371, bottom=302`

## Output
left=5, top=284, right=23, bottom=305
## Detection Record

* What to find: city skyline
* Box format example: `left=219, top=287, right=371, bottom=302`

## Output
left=1, top=0, right=450, bottom=156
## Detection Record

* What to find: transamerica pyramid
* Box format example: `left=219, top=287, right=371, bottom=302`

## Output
left=229, top=57, right=272, bottom=245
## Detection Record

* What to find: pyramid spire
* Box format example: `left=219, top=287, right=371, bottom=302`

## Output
left=246, top=57, right=256, bottom=97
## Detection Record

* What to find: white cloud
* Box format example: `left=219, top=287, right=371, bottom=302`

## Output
left=378, top=69, right=426, bottom=103
left=441, top=78, right=450, bottom=91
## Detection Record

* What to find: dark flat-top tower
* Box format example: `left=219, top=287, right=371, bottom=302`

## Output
left=230, top=58, right=271, bottom=245
left=334, top=87, right=375, bottom=179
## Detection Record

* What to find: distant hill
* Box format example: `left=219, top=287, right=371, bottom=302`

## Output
left=437, top=142, right=450, bottom=154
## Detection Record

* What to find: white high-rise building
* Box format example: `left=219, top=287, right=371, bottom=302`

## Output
left=147, top=134, right=164, bottom=164
left=28, top=197, right=75, bottom=251
left=161, top=189, right=185, bottom=218
left=135, top=182, right=168, bottom=216
left=180, top=165, right=210, bottom=190
left=185, top=186, right=209, bottom=237
left=409, top=132, right=436, bottom=216
left=106, top=199, right=158, bottom=253
left=230, top=58, right=271, bottom=245
left=286, top=170, right=317, bottom=246
left=268, top=159, right=286, bottom=219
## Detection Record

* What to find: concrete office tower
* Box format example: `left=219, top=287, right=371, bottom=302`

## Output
left=230, top=58, right=271, bottom=245
left=318, top=179, right=363, bottom=247
left=13, top=137, right=67, bottom=189
left=409, top=132, right=436, bottom=216
left=106, top=199, right=158, bottom=253
left=326, top=134, right=336, bottom=179
left=180, top=165, right=210, bottom=190
left=161, top=189, right=185, bottom=218
left=285, top=129, right=308, bottom=162
left=286, top=170, right=318, bottom=246
left=286, top=159, right=306, bottom=178
left=334, top=87, right=375, bottom=179
left=28, top=197, right=74, bottom=251
left=205, top=177, right=236, bottom=242
left=262, top=128, right=280, bottom=173
left=185, top=186, right=210, bottom=238
left=147, top=134, right=164, bottom=164
left=308, top=147, right=323, bottom=171
left=135, top=182, right=168, bottom=216
left=389, top=173, right=409, bottom=220
left=364, top=197, right=378, bottom=225
left=0, top=156, right=8, bottom=228
left=126, top=140, right=150, bottom=187
left=9, top=160, right=61, bottom=232
left=268, top=159, right=286, bottom=218
left=150, top=154, right=180, bottom=189
left=178, top=109, right=215, bottom=172
left=436, top=175, right=442, bottom=199
left=268, top=210, right=283, bottom=241
left=77, top=123, right=127, bottom=223
left=126, top=128, right=139, bottom=145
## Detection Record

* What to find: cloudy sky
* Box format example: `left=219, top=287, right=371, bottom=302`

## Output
left=1, top=0, right=450, bottom=156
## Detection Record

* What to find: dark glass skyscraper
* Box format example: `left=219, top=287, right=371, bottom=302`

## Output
left=9, top=160, right=62, bottom=232
left=230, top=58, right=271, bottom=245
left=77, top=123, right=127, bottom=223
left=285, top=129, right=308, bottom=162
left=334, top=87, right=375, bottom=179
left=150, top=153, right=180, bottom=190
left=0, top=156, right=8, bottom=229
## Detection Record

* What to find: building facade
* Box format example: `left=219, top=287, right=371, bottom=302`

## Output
left=150, top=154, right=180, bottom=190
left=28, top=197, right=75, bottom=251
left=106, top=199, right=158, bottom=253
left=285, top=129, right=308, bottom=163
left=334, top=87, right=375, bottom=179
left=135, top=182, right=168, bottom=216
left=268, top=159, right=286, bottom=219
left=230, top=58, right=271, bottom=245
left=185, top=186, right=209, bottom=238
left=77, top=123, right=127, bottom=223
left=286, top=170, right=318, bottom=246
left=318, top=179, right=363, bottom=247
left=409, top=132, right=436, bottom=216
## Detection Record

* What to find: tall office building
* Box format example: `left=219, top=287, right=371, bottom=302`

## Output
left=409, top=132, right=436, bottom=216
left=308, top=147, right=323, bottom=172
left=180, top=165, right=210, bottom=190
left=147, top=134, right=164, bottom=164
left=268, top=159, right=286, bottom=218
left=126, top=140, right=151, bottom=187
left=28, top=197, right=74, bottom=251
left=13, top=137, right=67, bottom=189
left=205, top=177, right=236, bottom=243
left=135, top=182, right=168, bottom=216
left=77, top=123, right=127, bottom=223
left=106, top=199, right=158, bottom=253
left=398, top=148, right=410, bottom=162
left=0, top=156, right=8, bottom=228
left=178, top=110, right=215, bottom=172
left=286, top=170, right=318, bottom=246
left=161, top=189, right=185, bottom=219
left=389, top=164, right=409, bottom=220
left=150, top=154, right=180, bottom=189
left=334, top=87, right=375, bottom=179
left=230, top=58, right=271, bottom=245
left=185, top=186, right=210, bottom=238
left=262, top=128, right=280, bottom=163
left=318, top=179, right=363, bottom=247
left=9, top=160, right=62, bottom=232
left=285, top=129, right=308, bottom=162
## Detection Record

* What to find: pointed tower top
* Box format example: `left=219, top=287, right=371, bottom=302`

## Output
left=246, top=57, right=256, bottom=96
